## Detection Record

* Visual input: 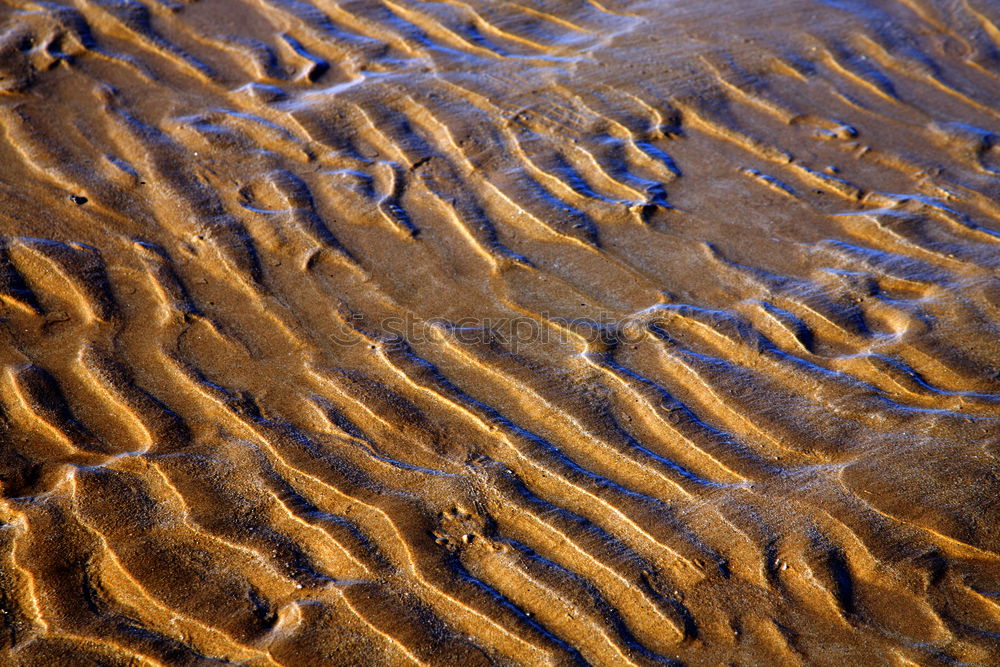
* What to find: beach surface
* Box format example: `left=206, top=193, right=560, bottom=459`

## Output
left=1, top=0, right=999, bottom=663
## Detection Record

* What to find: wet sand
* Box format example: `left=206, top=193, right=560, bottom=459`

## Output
left=1, top=0, right=999, bottom=664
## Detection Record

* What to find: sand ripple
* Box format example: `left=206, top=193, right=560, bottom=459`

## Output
left=0, top=0, right=999, bottom=663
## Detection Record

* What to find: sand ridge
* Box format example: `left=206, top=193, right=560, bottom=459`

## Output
left=0, top=0, right=999, bottom=664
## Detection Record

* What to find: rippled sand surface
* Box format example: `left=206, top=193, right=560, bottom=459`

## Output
left=1, top=0, right=999, bottom=663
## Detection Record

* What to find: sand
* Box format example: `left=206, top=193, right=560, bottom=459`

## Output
left=0, top=0, right=999, bottom=663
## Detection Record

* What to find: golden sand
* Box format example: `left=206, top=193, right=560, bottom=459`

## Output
left=0, top=0, right=999, bottom=663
